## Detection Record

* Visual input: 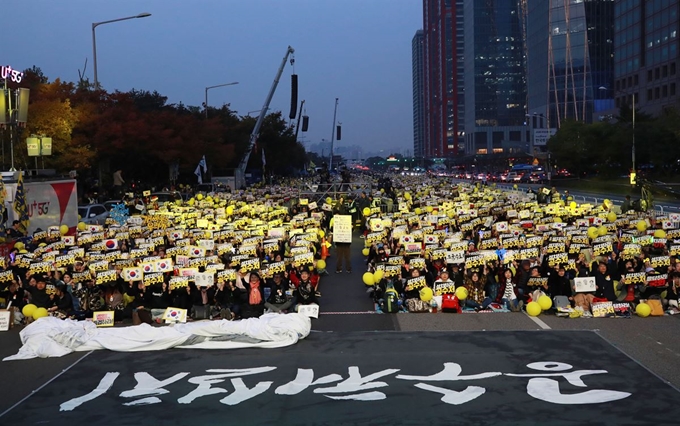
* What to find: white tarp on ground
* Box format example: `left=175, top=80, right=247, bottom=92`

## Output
left=3, top=313, right=312, bottom=361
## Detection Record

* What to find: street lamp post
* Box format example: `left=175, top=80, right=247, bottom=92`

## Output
left=92, top=13, right=151, bottom=90
left=204, top=82, right=239, bottom=118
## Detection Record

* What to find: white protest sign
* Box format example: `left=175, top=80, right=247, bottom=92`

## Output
left=333, top=215, right=353, bottom=244
left=573, top=277, right=596, bottom=293
left=194, top=272, right=215, bottom=287
left=297, top=303, right=319, bottom=319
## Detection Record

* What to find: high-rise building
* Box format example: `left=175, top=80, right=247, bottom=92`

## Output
left=412, top=30, right=426, bottom=158
left=614, top=1, right=679, bottom=116
left=526, top=0, right=615, bottom=135
left=422, top=0, right=465, bottom=158
left=464, top=0, right=528, bottom=155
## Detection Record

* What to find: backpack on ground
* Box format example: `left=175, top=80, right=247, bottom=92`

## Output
left=441, top=293, right=460, bottom=313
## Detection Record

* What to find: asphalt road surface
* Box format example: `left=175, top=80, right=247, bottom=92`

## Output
left=1, top=233, right=680, bottom=425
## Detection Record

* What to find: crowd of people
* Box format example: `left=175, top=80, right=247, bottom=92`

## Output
left=1, top=171, right=678, bottom=327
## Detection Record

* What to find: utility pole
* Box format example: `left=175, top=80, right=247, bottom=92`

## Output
left=328, top=98, right=339, bottom=171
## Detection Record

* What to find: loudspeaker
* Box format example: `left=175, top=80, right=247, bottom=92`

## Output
left=17, top=88, right=30, bottom=124
left=289, top=74, right=298, bottom=120
left=336, top=125, right=341, bottom=141
left=302, top=115, right=309, bottom=132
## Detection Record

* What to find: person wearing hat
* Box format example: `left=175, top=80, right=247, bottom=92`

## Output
left=265, top=272, right=294, bottom=313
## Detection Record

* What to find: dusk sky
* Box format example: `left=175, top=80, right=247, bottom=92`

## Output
left=5, top=0, right=422, bottom=156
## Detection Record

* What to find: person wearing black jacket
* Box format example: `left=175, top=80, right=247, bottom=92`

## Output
left=548, top=265, right=572, bottom=297
left=265, top=273, right=294, bottom=313
left=187, top=282, right=215, bottom=320
left=142, top=282, right=172, bottom=322
left=333, top=197, right=353, bottom=274
left=293, top=268, right=318, bottom=309
left=27, top=276, right=51, bottom=309
left=213, top=280, right=241, bottom=320
left=1, top=280, right=25, bottom=310
left=48, top=284, right=73, bottom=319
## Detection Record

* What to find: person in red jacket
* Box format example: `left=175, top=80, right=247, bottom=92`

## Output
left=289, top=265, right=319, bottom=290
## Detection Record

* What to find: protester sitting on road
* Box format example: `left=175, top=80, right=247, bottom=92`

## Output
left=265, top=272, right=294, bottom=313
left=73, top=278, right=104, bottom=320
left=464, top=270, right=492, bottom=311
left=213, top=280, right=241, bottom=320
left=293, top=267, right=318, bottom=310
left=48, top=284, right=73, bottom=319
left=496, top=268, right=522, bottom=311
left=26, top=275, right=50, bottom=309
left=1, top=280, right=25, bottom=311
left=237, top=271, right=265, bottom=319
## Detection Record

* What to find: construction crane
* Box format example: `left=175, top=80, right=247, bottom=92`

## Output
left=235, top=45, right=295, bottom=189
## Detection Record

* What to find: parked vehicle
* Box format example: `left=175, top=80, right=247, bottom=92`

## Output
left=78, top=204, right=109, bottom=225
left=150, top=191, right=182, bottom=205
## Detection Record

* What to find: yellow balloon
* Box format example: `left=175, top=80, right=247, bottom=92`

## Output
left=22, top=304, right=37, bottom=318
left=654, top=229, right=666, bottom=239
left=636, top=220, right=648, bottom=232
left=587, top=227, right=599, bottom=239
left=553, top=217, right=562, bottom=223
left=526, top=301, right=542, bottom=316
left=77, top=222, right=86, bottom=231
left=363, top=272, right=375, bottom=286
left=538, top=295, right=553, bottom=311
left=404, top=192, right=412, bottom=200
left=419, top=286, right=434, bottom=302
left=32, top=307, right=49, bottom=320
left=226, top=205, right=235, bottom=215
left=636, top=302, right=651, bottom=317
left=455, top=287, right=468, bottom=300
left=426, top=206, right=433, bottom=213
left=316, top=259, right=326, bottom=270
left=196, top=193, right=204, bottom=201
left=597, top=225, right=608, bottom=236
left=607, top=212, right=617, bottom=223
left=362, top=248, right=370, bottom=257
left=415, top=208, right=422, bottom=215
left=373, top=269, right=384, bottom=282
left=569, top=201, right=577, bottom=209
left=326, top=197, right=333, bottom=204
left=363, top=207, right=371, bottom=216
left=330, top=217, right=334, bottom=227
left=59, top=224, right=69, bottom=235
